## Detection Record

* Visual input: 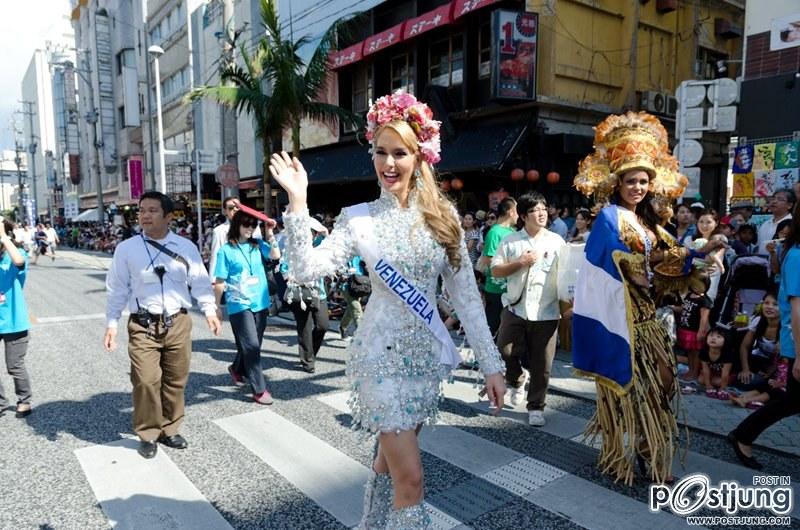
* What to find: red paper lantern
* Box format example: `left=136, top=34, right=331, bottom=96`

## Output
left=451, top=177, right=464, bottom=191
left=526, top=169, right=540, bottom=182
left=440, top=179, right=451, bottom=192
left=510, top=168, right=525, bottom=181
left=547, top=171, right=560, bottom=184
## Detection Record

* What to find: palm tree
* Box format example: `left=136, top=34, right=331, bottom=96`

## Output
left=186, top=0, right=362, bottom=215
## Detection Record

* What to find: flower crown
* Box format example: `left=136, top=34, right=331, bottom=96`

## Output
left=365, top=92, right=442, bottom=165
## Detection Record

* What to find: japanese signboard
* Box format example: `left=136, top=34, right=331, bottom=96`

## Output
left=128, top=157, right=144, bottom=200
left=329, top=43, right=363, bottom=70
left=492, top=10, right=538, bottom=100
left=403, top=4, right=452, bottom=40
left=363, top=22, right=405, bottom=56
left=453, top=0, right=500, bottom=20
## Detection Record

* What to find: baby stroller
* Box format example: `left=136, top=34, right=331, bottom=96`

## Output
left=716, top=254, right=771, bottom=327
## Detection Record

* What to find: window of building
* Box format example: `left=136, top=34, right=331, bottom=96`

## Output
left=478, top=22, right=491, bottom=79
left=116, top=48, right=135, bottom=75
left=695, top=47, right=727, bottom=80
left=390, top=54, right=414, bottom=94
left=352, top=64, right=372, bottom=114
left=429, top=34, right=463, bottom=87
left=118, top=105, right=125, bottom=126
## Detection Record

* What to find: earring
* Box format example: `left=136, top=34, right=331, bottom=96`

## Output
left=414, top=168, right=421, bottom=178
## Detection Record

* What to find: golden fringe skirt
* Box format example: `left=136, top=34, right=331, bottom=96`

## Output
left=585, top=319, right=678, bottom=485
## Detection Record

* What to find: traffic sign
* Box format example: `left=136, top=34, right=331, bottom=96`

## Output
left=715, top=106, right=737, bottom=132
left=675, top=139, right=703, bottom=167
left=197, top=150, right=219, bottom=173
left=677, top=82, right=707, bottom=107
left=707, top=78, right=738, bottom=106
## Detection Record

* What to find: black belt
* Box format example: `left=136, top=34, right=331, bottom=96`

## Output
left=132, top=308, right=187, bottom=326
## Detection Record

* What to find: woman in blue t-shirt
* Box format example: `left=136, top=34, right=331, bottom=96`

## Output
left=213, top=210, right=280, bottom=405
left=729, top=208, right=800, bottom=469
left=0, top=219, right=32, bottom=418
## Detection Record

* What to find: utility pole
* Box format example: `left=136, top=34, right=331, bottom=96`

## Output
left=144, top=22, right=157, bottom=190
left=220, top=0, right=239, bottom=202
left=186, top=6, right=202, bottom=250
left=19, top=101, right=38, bottom=223
left=14, top=142, right=25, bottom=217
left=74, top=52, right=105, bottom=224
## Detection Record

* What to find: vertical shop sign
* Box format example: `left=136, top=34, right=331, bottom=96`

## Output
left=492, top=10, right=538, bottom=100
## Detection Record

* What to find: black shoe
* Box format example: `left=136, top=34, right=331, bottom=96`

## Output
left=727, top=432, right=763, bottom=470
left=138, top=440, right=158, bottom=459
left=157, top=434, right=188, bottom=449
left=302, top=364, right=315, bottom=374
left=15, top=404, right=32, bottom=418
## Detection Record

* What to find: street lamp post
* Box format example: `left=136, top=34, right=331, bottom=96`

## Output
left=148, top=45, right=167, bottom=194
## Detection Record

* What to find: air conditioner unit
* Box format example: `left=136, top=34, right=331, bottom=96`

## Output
left=665, top=95, right=678, bottom=117
left=641, top=90, right=668, bottom=114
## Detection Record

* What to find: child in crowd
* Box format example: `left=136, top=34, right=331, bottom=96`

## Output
left=731, top=357, right=789, bottom=409
left=737, top=291, right=781, bottom=390
left=677, top=274, right=712, bottom=381
left=699, top=327, right=734, bottom=400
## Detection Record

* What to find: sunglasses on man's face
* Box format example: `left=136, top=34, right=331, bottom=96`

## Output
left=487, top=216, right=497, bottom=220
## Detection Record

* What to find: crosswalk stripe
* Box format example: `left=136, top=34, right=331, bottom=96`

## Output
left=74, top=438, right=232, bottom=530
left=317, top=389, right=701, bottom=529
left=444, top=379, right=800, bottom=520
left=214, top=408, right=464, bottom=529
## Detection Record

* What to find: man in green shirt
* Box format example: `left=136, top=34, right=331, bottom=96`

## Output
left=477, top=197, right=517, bottom=336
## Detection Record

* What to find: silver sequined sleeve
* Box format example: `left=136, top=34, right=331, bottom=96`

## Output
left=282, top=207, right=355, bottom=284
left=442, top=239, right=506, bottom=376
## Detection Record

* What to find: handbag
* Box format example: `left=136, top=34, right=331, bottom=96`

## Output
left=347, top=273, right=372, bottom=297
left=285, top=284, right=318, bottom=306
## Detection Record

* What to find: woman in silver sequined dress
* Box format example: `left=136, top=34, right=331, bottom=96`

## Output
left=269, top=93, right=506, bottom=529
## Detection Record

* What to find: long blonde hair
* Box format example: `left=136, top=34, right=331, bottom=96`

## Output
left=374, top=121, right=462, bottom=269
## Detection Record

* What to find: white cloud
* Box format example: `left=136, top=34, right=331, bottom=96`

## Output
left=0, top=0, right=72, bottom=150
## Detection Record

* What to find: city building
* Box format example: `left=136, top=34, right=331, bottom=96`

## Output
left=277, top=0, right=745, bottom=213
left=70, top=0, right=147, bottom=215
left=0, top=150, right=27, bottom=214
left=21, top=21, right=75, bottom=222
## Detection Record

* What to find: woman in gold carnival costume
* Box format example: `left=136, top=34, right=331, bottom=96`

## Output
left=572, top=111, right=724, bottom=485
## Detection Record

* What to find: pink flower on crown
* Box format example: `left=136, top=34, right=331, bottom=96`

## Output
left=365, top=91, right=441, bottom=165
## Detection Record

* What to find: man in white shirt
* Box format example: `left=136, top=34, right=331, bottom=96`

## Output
left=547, top=203, right=568, bottom=240
left=491, top=192, right=565, bottom=427
left=209, top=197, right=262, bottom=279
left=757, top=188, right=794, bottom=255
left=44, top=223, right=59, bottom=260
left=103, top=191, right=221, bottom=459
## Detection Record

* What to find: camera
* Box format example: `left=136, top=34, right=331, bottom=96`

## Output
left=136, top=308, right=152, bottom=327
left=153, top=264, right=167, bottom=280
left=163, top=312, right=174, bottom=329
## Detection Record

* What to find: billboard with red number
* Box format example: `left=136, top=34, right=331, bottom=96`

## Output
left=492, top=10, right=538, bottom=100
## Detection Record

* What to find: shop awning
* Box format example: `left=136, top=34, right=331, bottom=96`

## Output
left=301, top=141, right=376, bottom=185
left=437, top=116, right=530, bottom=174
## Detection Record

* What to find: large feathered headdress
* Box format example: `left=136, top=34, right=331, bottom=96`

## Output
left=574, top=111, right=687, bottom=203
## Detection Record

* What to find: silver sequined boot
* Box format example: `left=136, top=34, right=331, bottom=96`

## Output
left=384, top=502, right=430, bottom=530
left=357, top=470, right=393, bottom=529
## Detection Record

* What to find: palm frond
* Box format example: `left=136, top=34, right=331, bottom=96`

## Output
left=303, top=101, right=363, bottom=130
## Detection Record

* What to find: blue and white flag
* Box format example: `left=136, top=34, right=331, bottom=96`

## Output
left=572, top=205, right=634, bottom=393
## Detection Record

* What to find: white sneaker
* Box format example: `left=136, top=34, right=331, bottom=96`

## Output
left=509, top=385, right=526, bottom=406
left=528, top=410, right=545, bottom=426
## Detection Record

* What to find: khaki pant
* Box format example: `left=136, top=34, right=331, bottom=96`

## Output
left=496, top=308, right=558, bottom=411
left=127, top=312, right=192, bottom=441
